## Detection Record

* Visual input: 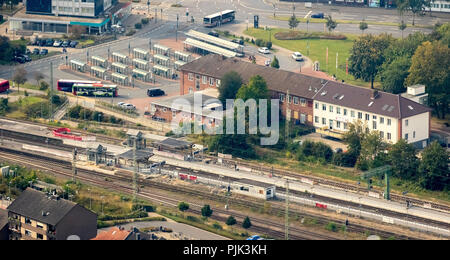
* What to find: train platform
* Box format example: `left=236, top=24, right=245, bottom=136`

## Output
left=0, top=118, right=53, bottom=138
left=151, top=155, right=450, bottom=226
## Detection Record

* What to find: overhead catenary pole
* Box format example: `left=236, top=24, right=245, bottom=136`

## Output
left=49, top=61, right=53, bottom=121
left=132, top=139, right=138, bottom=203
left=285, top=179, right=289, bottom=240
left=72, top=148, right=78, bottom=182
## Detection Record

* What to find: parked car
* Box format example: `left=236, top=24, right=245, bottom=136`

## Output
left=40, top=49, right=48, bottom=55
left=117, top=102, right=126, bottom=107
left=14, top=56, right=25, bottom=63
left=32, top=48, right=40, bottom=55
left=45, top=39, right=54, bottom=46
left=53, top=40, right=63, bottom=47
left=292, top=52, right=304, bottom=61
left=258, top=47, right=270, bottom=54
left=25, top=49, right=31, bottom=55
left=208, top=31, right=219, bottom=37
left=231, top=38, right=244, bottom=45
left=69, top=41, right=78, bottom=48
left=61, top=40, right=70, bottom=47
left=37, top=39, right=46, bottom=46
left=147, top=88, right=165, bottom=97
left=30, top=38, right=38, bottom=45
left=311, top=12, right=324, bottom=19
left=21, top=54, right=32, bottom=62
left=122, top=103, right=136, bottom=110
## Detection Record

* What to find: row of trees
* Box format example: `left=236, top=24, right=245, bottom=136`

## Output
left=0, top=36, right=26, bottom=64
left=349, top=24, right=449, bottom=118
left=343, top=121, right=449, bottom=191
left=288, top=14, right=337, bottom=34
left=178, top=202, right=252, bottom=229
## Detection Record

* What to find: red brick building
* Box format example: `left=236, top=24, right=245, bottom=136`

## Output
left=178, top=54, right=328, bottom=125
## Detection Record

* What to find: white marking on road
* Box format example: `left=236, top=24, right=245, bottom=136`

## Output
left=304, top=11, right=312, bottom=19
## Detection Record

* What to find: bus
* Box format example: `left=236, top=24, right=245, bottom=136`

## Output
left=0, top=79, right=9, bottom=93
left=72, top=84, right=118, bottom=97
left=203, top=10, right=235, bottom=27
left=57, top=79, right=102, bottom=92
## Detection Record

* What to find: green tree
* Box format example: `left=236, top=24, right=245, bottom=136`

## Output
left=359, top=20, right=368, bottom=35
left=325, top=15, right=337, bottom=34
left=13, top=67, right=27, bottom=94
left=178, top=201, right=189, bottom=212
left=406, top=41, right=450, bottom=119
left=0, top=98, right=8, bottom=115
left=201, top=204, right=213, bottom=218
left=380, top=55, right=411, bottom=94
left=388, top=139, right=419, bottom=179
left=288, top=14, right=299, bottom=30
left=218, top=71, right=243, bottom=106
left=236, top=75, right=269, bottom=101
left=349, top=34, right=393, bottom=89
left=343, top=120, right=366, bottom=158
left=357, top=131, right=387, bottom=170
left=242, top=216, right=252, bottom=229
left=270, top=56, right=280, bottom=69
left=226, top=216, right=237, bottom=226
left=418, top=141, right=449, bottom=191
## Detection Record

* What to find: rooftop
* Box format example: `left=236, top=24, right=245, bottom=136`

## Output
left=92, top=227, right=131, bottom=240
left=0, top=208, right=7, bottom=230
left=313, top=81, right=431, bottom=119
left=234, top=178, right=276, bottom=189
left=7, top=188, right=80, bottom=226
left=15, top=8, right=105, bottom=24
left=179, top=54, right=328, bottom=99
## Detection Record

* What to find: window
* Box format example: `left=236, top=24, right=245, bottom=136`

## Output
left=300, top=98, right=306, bottom=106
left=25, top=218, right=32, bottom=225
left=373, top=121, right=377, bottom=130
left=195, top=80, right=200, bottom=90
left=216, top=79, right=221, bottom=87
left=365, top=114, right=369, bottom=121
left=196, top=74, right=200, bottom=79
left=315, top=102, right=319, bottom=109
left=336, top=121, right=341, bottom=128
left=413, top=131, right=416, bottom=138
left=373, top=115, right=377, bottom=120
left=387, top=133, right=391, bottom=140
left=405, top=119, right=409, bottom=126
left=162, top=108, right=167, bottom=112
left=380, top=131, right=384, bottom=138
left=25, top=230, right=32, bottom=237
left=315, top=116, right=319, bottom=123
left=280, top=93, right=285, bottom=102
left=37, top=233, right=44, bottom=240
left=336, top=107, right=341, bottom=114
left=344, top=123, right=348, bottom=130
left=293, top=97, right=299, bottom=105
left=172, top=111, right=177, bottom=118
left=288, top=96, right=292, bottom=103
left=36, top=223, right=44, bottom=229
left=209, top=77, right=214, bottom=86
left=405, top=133, right=409, bottom=140
left=202, top=76, right=207, bottom=84
left=380, top=117, right=384, bottom=124
left=358, top=112, right=362, bottom=119
left=322, top=118, right=326, bottom=125
left=343, top=109, right=347, bottom=116
left=322, top=104, right=326, bottom=111
left=188, top=73, right=193, bottom=81
left=329, top=106, right=333, bottom=112
left=351, top=110, right=355, bottom=117
left=387, top=119, right=391, bottom=126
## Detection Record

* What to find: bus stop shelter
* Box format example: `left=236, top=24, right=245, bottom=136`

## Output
left=152, top=44, right=170, bottom=56
left=133, top=48, right=150, bottom=60
left=152, top=64, right=172, bottom=78
left=174, top=60, right=187, bottom=71
left=70, top=59, right=87, bottom=72
left=111, top=62, right=129, bottom=74
left=174, top=51, right=191, bottom=62
left=112, top=52, right=128, bottom=64
left=90, top=55, right=108, bottom=68
left=133, top=58, right=150, bottom=70
left=132, top=68, right=152, bottom=82
left=153, top=54, right=171, bottom=67
left=90, top=66, right=108, bottom=80
left=111, top=72, right=129, bottom=86
left=184, top=38, right=237, bottom=58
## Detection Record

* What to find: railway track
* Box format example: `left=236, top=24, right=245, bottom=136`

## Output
left=2, top=117, right=449, bottom=213
left=0, top=148, right=339, bottom=240
left=0, top=146, right=428, bottom=239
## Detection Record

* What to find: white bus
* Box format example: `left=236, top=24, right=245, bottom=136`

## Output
left=429, top=1, right=450, bottom=12
left=203, top=10, right=236, bottom=27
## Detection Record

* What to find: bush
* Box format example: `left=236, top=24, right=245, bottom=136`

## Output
left=223, top=30, right=230, bottom=37
left=39, top=81, right=49, bottom=91
left=141, top=18, right=149, bottom=24
left=266, top=41, right=272, bottom=49
left=255, top=38, right=266, bottom=47
left=135, top=23, right=142, bottom=29
left=242, top=216, right=252, bottom=229
left=325, top=222, right=338, bottom=232
left=212, top=223, right=223, bottom=230
left=186, top=215, right=200, bottom=222
left=178, top=201, right=189, bottom=212
left=201, top=204, right=213, bottom=218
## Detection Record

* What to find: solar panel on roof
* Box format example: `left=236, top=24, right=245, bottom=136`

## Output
left=382, top=104, right=389, bottom=111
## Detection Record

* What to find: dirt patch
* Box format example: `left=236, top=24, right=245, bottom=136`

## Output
left=274, top=31, right=347, bottom=41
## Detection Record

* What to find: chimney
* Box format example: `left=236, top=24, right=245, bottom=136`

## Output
left=371, top=90, right=379, bottom=100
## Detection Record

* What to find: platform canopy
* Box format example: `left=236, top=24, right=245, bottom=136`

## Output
left=133, top=48, right=149, bottom=55
left=185, top=29, right=240, bottom=50
left=91, top=66, right=107, bottom=73
left=112, top=62, right=128, bottom=70
left=111, top=72, right=128, bottom=80
left=153, top=54, right=170, bottom=62
left=91, top=56, right=107, bottom=63
left=133, top=58, right=149, bottom=65
left=132, top=68, right=150, bottom=76
left=152, top=65, right=170, bottom=72
left=70, top=59, right=86, bottom=66
left=112, top=52, right=127, bottom=59
left=153, top=44, right=170, bottom=52
left=184, top=38, right=237, bottom=58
